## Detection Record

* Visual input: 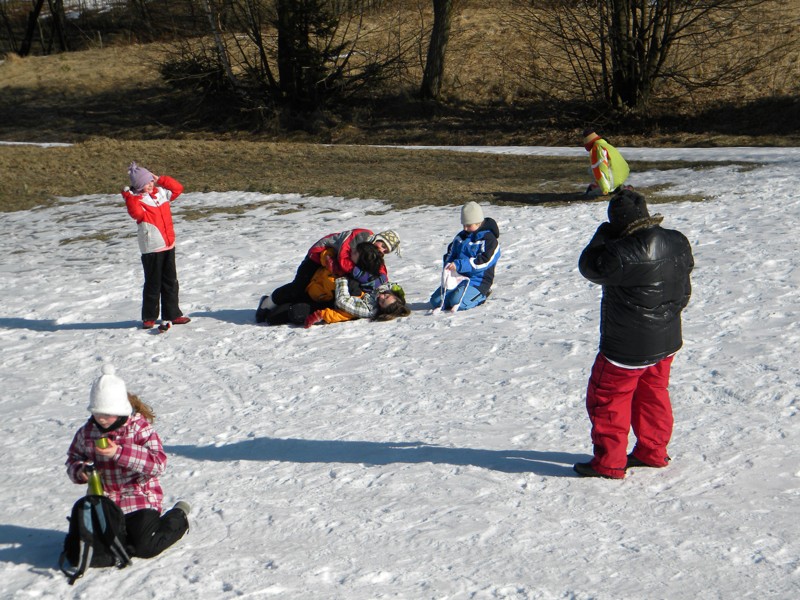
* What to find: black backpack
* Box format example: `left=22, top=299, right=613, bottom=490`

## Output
left=58, top=495, right=132, bottom=585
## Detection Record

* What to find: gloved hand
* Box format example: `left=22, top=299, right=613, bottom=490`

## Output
left=352, top=267, right=387, bottom=291
left=347, top=278, right=363, bottom=296
left=365, top=276, right=388, bottom=292
left=304, top=310, right=324, bottom=328
left=586, top=221, right=616, bottom=247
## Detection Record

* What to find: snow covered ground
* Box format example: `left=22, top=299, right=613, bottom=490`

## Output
left=1, top=146, right=798, bottom=599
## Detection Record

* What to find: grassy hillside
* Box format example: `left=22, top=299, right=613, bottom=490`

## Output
left=0, top=1, right=797, bottom=211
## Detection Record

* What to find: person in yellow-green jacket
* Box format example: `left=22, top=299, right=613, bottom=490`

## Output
left=582, top=129, right=630, bottom=196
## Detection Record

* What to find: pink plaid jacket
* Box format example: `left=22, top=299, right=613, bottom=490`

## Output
left=66, top=413, right=167, bottom=514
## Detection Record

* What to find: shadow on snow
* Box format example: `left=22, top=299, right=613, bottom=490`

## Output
left=0, top=312, right=252, bottom=329
left=167, top=437, right=586, bottom=477
left=190, top=309, right=253, bottom=325
left=0, top=524, right=65, bottom=569
left=0, top=318, right=139, bottom=331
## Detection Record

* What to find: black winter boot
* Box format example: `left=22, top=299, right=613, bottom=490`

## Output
left=573, top=462, right=615, bottom=479
left=256, top=295, right=276, bottom=323
left=626, top=454, right=671, bottom=469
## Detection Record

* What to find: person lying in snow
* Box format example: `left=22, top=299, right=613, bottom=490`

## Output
left=303, top=278, right=411, bottom=327
left=264, top=242, right=399, bottom=326
left=256, top=229, right=400, bottom=323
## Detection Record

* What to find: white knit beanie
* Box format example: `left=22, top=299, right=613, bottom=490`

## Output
left=88, top=364, right=131, bottom=416
left=461, top=201, right=484, bottom=225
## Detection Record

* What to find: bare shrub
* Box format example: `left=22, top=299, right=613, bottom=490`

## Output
left=158, top=0, right=422, bottom=128
left=502, top=0, right=800, bottom=115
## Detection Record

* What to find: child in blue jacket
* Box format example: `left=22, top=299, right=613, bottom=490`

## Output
left=429, top=202, right=501, bottom=312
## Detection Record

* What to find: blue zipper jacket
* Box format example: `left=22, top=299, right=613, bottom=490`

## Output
left=442, top=217, right=501, bottom=295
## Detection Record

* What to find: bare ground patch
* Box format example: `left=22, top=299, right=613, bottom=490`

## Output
left=1, top=138, right=738, bottom=212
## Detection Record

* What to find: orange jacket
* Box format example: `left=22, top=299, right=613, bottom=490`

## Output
left=305, top=253, right=359, bottom=324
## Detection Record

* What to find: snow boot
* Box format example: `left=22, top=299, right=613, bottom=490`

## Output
left=255, top=295, right=276, bottom=323
left=626, top=454, right=670, bottom=469
left=573, top=462, right=615, bottom=479
left=173, top=501, right=191, bottom=516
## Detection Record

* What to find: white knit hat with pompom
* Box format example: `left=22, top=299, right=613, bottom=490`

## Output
left=88, top=364, right=131, bottom=416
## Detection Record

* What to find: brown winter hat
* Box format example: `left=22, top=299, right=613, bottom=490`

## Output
left=582, top=129, right=601, bottom=149
left=608, top=189, right=649, bottom=233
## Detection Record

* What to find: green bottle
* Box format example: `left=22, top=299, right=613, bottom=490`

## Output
left=85, top=462, right=104, bottom=496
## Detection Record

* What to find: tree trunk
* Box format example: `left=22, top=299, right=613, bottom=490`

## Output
left=276, top=0, right=315, bottom=105
left=276, top=0, right=297, bottom=100
left=47, top=0, right=69, bottom=52
left=420, top=0, right=453, bottom=100
left=203, top=0, right=237, bottom=91
left=19, top=0, right=46, bottom=57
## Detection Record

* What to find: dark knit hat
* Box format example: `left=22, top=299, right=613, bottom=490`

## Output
left=608, top=189, right=649, bottom=233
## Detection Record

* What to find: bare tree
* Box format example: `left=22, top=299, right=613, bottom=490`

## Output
left=506, top=0, right=797, bottom=112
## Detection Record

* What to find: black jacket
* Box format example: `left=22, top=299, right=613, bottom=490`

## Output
left=578, top=216, right=694, bottom=366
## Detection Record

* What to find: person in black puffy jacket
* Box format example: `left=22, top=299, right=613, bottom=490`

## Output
left=574, top=189, right=694, bottom=479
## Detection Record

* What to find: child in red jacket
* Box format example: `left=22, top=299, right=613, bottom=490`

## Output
left=122, top=162, right=190, bottom=329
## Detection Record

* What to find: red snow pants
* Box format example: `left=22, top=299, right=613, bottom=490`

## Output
left=585, top=353, right=674, bottom=478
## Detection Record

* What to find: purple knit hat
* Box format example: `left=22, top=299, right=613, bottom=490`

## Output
left=128, top=162, right=156, bottom=192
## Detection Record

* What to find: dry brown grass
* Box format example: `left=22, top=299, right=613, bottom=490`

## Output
left=0, top=139, right=584, bottom=211
left=0, top=0, right=797, bottom=212
left=0, top=45, right=174, bottom=143
left=0, top=137, right=733, bottom=212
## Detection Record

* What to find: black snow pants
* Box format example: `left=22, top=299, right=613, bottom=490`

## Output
left=125, top=506, right=189, bottom=559
left=140, top=248, right=183, bottom=321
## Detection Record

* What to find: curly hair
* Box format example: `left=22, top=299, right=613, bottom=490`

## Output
left=356, top=241, right=385, bottom=276
left=373, top=291, right=412, bottom=322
